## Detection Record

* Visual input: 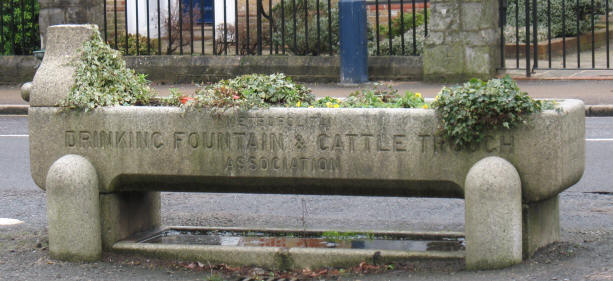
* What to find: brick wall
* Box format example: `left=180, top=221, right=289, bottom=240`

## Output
left=105, top=0, right=127, bottom=37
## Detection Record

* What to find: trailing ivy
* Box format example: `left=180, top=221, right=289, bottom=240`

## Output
left=189, top=73, right=315, bottom=110
left=59, top=30, right=154, bottom=111
left=431, top=76, right=543, bottom=148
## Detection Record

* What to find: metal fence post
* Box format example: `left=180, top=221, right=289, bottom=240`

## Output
left=339, top=0, right=368, bottom=84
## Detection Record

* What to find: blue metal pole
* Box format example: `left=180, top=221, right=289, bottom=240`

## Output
left=339, top=0, right=368, bottom=84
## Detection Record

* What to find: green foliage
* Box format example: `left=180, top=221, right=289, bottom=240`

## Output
left=321, top=231, right=375, bottom=240
left=378, top=10, right=429, bottom=38
left=431, top=76, right=543, bottom=148
left=271, top=0, right=339, bottom=55
left=189, top=73, right=315, bottom=110
left=60, top=31, right=154, bottom=111
left=311, top=84, right=427, bottom=108
left=1, top=0, right=40, bottom=55
left=506, top=0, right=605, bottom=39
left=106, top=33, right=161, bottom=55
left=369, top=28, right=425, bottom=56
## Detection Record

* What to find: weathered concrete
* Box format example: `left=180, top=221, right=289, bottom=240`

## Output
left=21, top=82, right=32, bottom=102
left=100, top=192, right=161, bottom=249
left=465, top=157, right=522, bottom=270
left=523, top=195, right=560, bottom=258
left=30, top=25, right=98, bottom=107
left=113, top=238, right=464, bottom=271
left=29, top=103, right=585, bottom=203
left=46, top=154, right=101, bottom=261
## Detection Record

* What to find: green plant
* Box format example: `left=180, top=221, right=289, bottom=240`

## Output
left=205, top=273, right=224, bottom=281
left=506, top=0, right=605, bottom=39
left=369, top=28, right=425, bottom=56
left=59, top=30, right=154, bottom=111
left=1, top=0, right=40, bottom=55
left=378, top=10, right=429, bottom=38
left=106, top=33, right=161, bottom=55
left=271, top=0, right=339, bottom=55
left=327, top=84, right=427, bottom=108
left=189, top=73, right=315, bottom=110
left=431, top=76, right=543, bottom=148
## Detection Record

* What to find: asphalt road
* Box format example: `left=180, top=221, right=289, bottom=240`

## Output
left=0, top=115, right=612, bottom=280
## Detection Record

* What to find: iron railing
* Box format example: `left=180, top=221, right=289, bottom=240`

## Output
left=501, top=0, right=609, bottom=76
left=102, top=0, right=428, bottom=56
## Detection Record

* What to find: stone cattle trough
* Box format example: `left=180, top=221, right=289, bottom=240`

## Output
left=28, top=25, right=585, bottom=271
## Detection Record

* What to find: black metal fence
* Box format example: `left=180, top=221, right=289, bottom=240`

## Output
left=501, top=0, right=610, bottom=75
left=0, top=0, right=40, bottom=55
left=102, top=0, right=428, bottom=56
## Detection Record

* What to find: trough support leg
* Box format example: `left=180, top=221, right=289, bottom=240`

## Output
left=523, top=195, right=560, bottom=258
left=46, top=155, right=101, bottom=261
left=465, top=156, right=523, bottom=270
left=100, top=192, right=161, bottom=250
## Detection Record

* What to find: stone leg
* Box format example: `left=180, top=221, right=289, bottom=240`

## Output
left=46, top=155, right=101, bottom=261
left=464, top=156, right=523, bottom=270
left=100, top=191, right=161, bottom=249
left=523, top=195, right=560, bottom=258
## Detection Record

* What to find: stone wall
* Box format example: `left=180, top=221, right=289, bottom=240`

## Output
left=0, top=56, right=40, bottom=85
left=125, top=55, right=421, bottom=83
left=38, top=0, right=105, bottom=47
left=1, top=55, right=420, bottom=84
left=422, top=0, right=499, bottom=81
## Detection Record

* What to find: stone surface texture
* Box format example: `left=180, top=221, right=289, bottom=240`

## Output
left=523, top=195, right=561, bottom=258
left=30, top=25, right=98, bottom=107
left=100, top=192, right=161, bottom=249
left=20, top=82, right=32, bottom=102
left=30, top=101, right=584, bottom=203
left=464, top=156, right=522, bottom=270
left=112, top=242, right=464, bottom=271
left=38, top=0, right=104, bottom=48
left=0, top=56, right=40, bottom=85
left=46, top=154, right=101, bottom=261
left=124, top=55, right=422, bottom=83
left=423, top=0, right=500, bottom=81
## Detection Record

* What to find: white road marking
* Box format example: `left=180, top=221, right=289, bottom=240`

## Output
left=0, top=134, right=28, bottom=137
left=586, top=138, right=613, bottom=142
left=0, top=218, right=24, bottom=226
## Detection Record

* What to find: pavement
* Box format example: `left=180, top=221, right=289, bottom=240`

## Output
left=3, top=78, right=613, bottom=115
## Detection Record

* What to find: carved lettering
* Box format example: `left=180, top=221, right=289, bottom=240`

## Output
left=65, top=131, right=76, bottom=147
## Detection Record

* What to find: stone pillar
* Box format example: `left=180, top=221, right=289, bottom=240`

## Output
left=100, top=192, right=161, bottom=249
left=423, top=0, right=499, bottom=81
left=464, top=156, right=522, bottom=270
left=46, top=155, right=102, bottom=261
left=38, top=0, right=105, bottom=48
left=523, top=195, right=560, bottom=258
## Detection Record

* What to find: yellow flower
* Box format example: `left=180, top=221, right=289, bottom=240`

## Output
left=422, top=104, right=429, bottom=109
left=308, top=105, right=314, bottom=108
left=434, top=95, right=439, bottom=101
left=415, top=92, right=422, bottom=98
left=296, top=101, right=301, bottom=107
left=325, top=102, right=332, bottom=108
left=334, top=104, right=340, bottom=108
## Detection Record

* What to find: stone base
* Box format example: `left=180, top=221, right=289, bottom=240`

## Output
left=46, top=155, right=101, bottom=261
left=523, top=195, right=560, bottom=258
left=464, top=157, right=523, bottom=270
left=100, top=192, right=161, bottom=250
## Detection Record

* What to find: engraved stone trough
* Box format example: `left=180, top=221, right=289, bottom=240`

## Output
left=28, top=25, right=585, bottom=270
